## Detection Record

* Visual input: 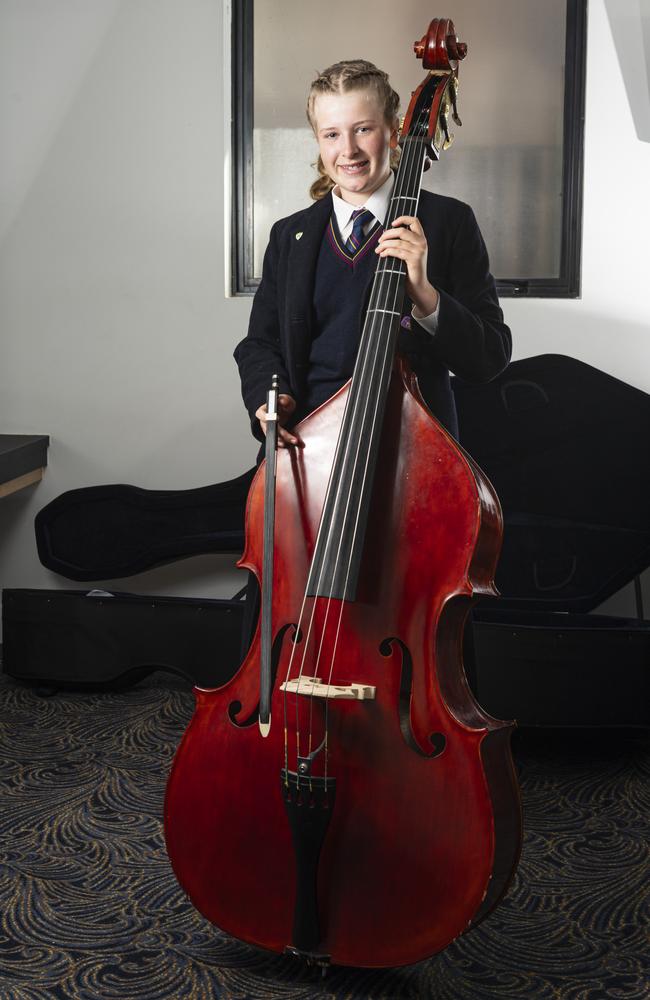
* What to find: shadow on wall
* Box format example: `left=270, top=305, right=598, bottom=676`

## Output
left=604, top=0, right=650, bottom=142
left=509, top=310, right=650, bottom=402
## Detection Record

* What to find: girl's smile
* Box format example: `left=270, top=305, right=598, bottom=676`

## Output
left=339, top=161, right=369, bottom=173
left=312, top=90, right=398, bottom=205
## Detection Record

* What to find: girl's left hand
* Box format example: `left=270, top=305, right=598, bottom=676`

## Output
left=376, top=215, right=439, bottom=319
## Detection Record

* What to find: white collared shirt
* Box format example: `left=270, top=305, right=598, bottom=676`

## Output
left=331, top=172, right=440, bottom=335
left=331, top=171, right=395, bottom=241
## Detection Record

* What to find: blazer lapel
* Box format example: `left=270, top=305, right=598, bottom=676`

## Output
left=285, top=195, right=332, bottom=363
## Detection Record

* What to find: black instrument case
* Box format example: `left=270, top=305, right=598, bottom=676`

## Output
left=3, top=356, right=648, bottom=724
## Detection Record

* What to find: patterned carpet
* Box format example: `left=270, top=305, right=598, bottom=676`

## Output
left=0, top=669, right=648, bottom=1000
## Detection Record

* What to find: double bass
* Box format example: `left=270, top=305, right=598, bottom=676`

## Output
left=164, top=18, right=522, bottom=969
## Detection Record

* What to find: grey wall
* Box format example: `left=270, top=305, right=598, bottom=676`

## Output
left=0, top=0, right=648, bottom=632
left=0, top=0, right=255, bottom=612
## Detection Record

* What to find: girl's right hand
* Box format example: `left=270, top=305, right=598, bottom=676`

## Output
left=255, top=394, right=301, bottom=447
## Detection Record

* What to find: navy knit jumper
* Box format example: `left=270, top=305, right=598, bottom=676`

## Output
left=303, top=213, right=382, bottom=416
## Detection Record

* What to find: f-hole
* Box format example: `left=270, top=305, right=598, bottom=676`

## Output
left=380, top=637, right=446, bottom=758
left=228, top=622, right=299, bottom=727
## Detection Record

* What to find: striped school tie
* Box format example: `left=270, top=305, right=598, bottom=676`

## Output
left=345, top=208, right=373, bottom=254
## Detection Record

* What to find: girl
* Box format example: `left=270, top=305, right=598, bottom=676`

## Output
left=234, top=59, right=510, bottom=446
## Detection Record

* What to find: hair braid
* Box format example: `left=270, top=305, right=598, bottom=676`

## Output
left=306, top=60, right=401, bottom=200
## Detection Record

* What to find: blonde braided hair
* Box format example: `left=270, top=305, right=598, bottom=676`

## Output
left=306, top=60, right=401, bottom=201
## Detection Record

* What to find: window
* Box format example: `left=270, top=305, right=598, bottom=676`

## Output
left=231, top=0, right=586, bottom=297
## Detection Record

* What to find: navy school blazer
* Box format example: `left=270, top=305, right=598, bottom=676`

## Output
left=234, top=189, right=511, bottom=442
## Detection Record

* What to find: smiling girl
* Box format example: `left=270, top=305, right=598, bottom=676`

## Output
left=234, top=59, right=510, bottom=447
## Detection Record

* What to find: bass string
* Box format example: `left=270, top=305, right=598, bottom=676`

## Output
left=315, top=150, right=431, bottom=779
left=300, top=181, right=417, bottom=765
left=308, top=127, right=429, bottom=771
left=317, top=133, right=430, bottom=764
left=289, top=122, right=429, bottom=779
left=292, top=135, right=425, bottom=774
left=280, top=107, right=431, bottom=779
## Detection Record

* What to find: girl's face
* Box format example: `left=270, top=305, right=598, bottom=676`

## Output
left=312, top=90, right=398, bottom=205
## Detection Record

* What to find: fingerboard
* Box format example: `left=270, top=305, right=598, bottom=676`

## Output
left=306, top=136, right=429, bottom=601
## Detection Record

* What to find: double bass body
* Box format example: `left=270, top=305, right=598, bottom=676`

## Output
left=164, top=362, right=522, bottom=968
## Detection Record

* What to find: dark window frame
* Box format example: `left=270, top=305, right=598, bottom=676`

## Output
left=231, top=0, right=587, bottom=298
